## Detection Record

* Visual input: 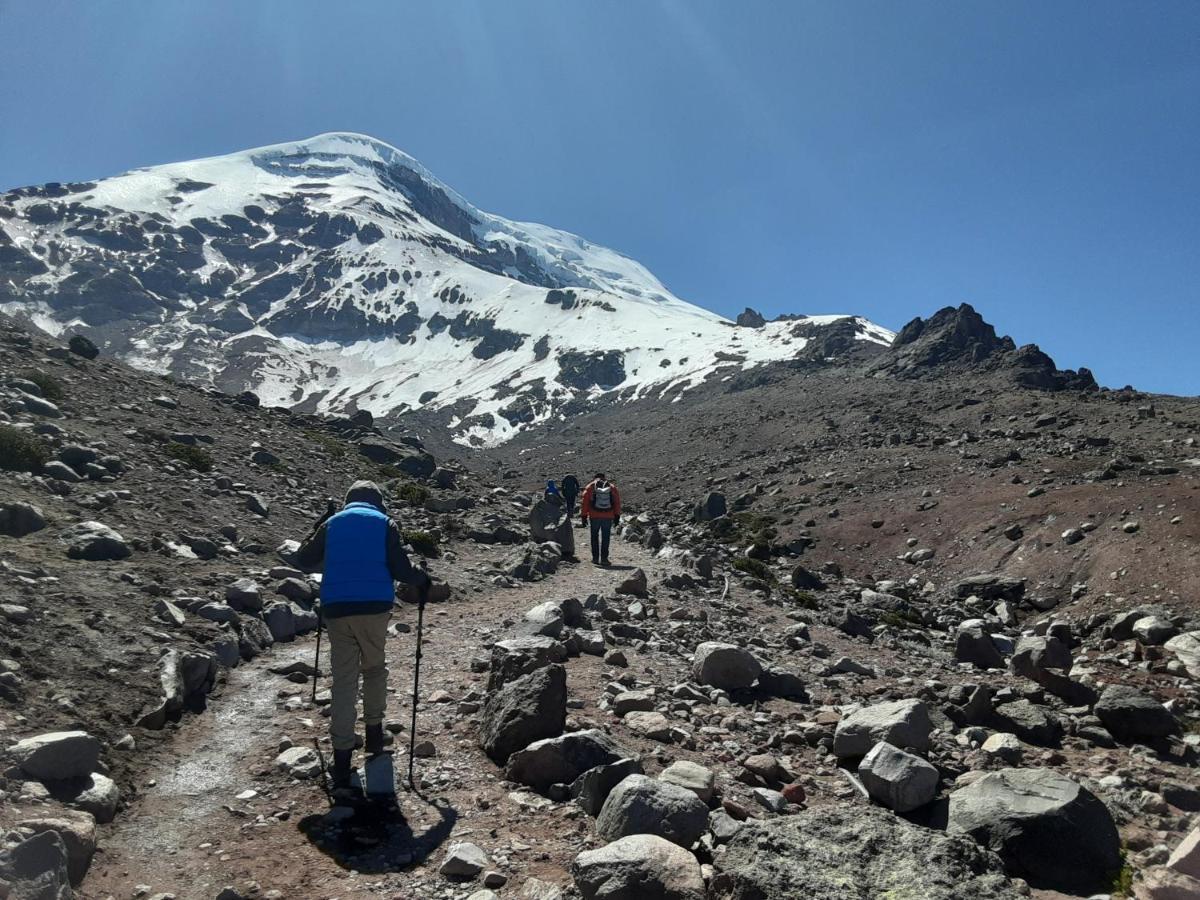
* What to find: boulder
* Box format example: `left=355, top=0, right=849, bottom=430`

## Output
left=16, top=813, right=96, bottom=886
left=1164, top=632, right=1200, bottom=679
left=694, top=492, right=727, bottom=522
left=1168, top=825, right=1200, bottom=879
left=1132, top=615, right=1177, bottom=645
left=479, top=665, right=567, bottom=764
left=225, top=577, right=264, bottom=612
left=1094, top=684, right=1177, bottom=741
left=522, top=600, right=566, bottom=638
left=955, top=619, right=1005, bottom=669
left=790, top=565, right=824, bottom=590
left=1009, top=635, right=1072, bottom=678
left=487, top=636, right=568, bottom=692
left=947, top=768, right=1120, bottom=892
left=659, top=760, right=716, bottom=803
left=0, top=501, right=47, bottom=537
left=70, top=772, right=120, bottom=823
left=858, top=741, right=939, bottom=812
left=989, top=699, right=1062, bottom=746
left=263, top=601, right=297, bottom=642
left=60, top=521, right=130, bottom=560
left=68, top=334, right=99, bottom=359
left=691, top=642, right=762, bottom=691
left=9, top=730, right=100, bottom=780
left=616, top=568, right=648, bottom=598
left=832, top=699, right=933, bottom=758
left=440, top=841, right=491, bottom=880
left=572, top=834, right=706, bottom=900
left=574, top=757, right=645, bottom=816
left=275, top=746, right=322, bottom=779
left=757, top=667, right=807, bottom=700
left=0, top=829, right=74, bottom=896
left=710, top=805, right=1021, bottom=899
left=596, top=775, right=709, bottom=849
left=505, top=729, right=626, bottom=794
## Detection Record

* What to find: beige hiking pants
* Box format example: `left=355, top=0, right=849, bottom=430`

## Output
left=325, top=611, right=391, bottom=751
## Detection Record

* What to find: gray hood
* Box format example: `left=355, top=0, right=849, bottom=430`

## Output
left=344, top=480, right=386, bottom=511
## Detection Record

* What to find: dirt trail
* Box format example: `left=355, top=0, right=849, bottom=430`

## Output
left=82, top=538, right=666, bottom=900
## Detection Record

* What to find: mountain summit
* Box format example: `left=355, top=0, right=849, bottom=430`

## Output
left=0, top=132, right=892, bottom=445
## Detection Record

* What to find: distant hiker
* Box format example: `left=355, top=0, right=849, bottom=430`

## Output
left=297, top=480, right=430, bottom=790
left=581, top=472, right=621, bottom=566
left=530, top=479, right=577, bottom=560
left=562, top=473, right=581, bottom=518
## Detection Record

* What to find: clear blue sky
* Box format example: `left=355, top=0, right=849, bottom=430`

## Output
left=2, top=1, right=1197, bottom=394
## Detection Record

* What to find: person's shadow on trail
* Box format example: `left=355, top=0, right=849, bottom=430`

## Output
left=298, top=754, right=458, bottom=873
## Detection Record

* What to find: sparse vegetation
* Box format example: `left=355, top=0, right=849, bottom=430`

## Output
left=164, top=442, right=214, bottom=472
left=403, top=529, right=440, bottom=558
left=1109, top=855, right=1134, bottom=898
left=20, top=369, right=65, bottom=403
left=394, top=481, right=430, bottom=505
left=0, top=425, right=49, bottom=473
left=305, top=429, right=348, bottom=459
left=880, top=609, right=924, bottom=629
left=732, top=557, right=774, bottom=582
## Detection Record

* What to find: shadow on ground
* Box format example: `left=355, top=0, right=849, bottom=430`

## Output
left=297, top=754, right=458, bottom=873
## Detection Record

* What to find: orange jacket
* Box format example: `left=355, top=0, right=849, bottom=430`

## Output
left=581, top=480, right=621, bottom=520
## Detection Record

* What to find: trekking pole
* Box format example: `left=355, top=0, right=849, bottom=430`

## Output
left=407, top=580, right=430, bottom=789
left=311, top=604, right=323, bottom=704
left=305, top=499, right=336, bottom=705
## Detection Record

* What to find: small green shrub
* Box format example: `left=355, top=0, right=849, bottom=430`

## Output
left=732, top=557, right=774, bottom=582
left=305, top=429, right=348, bottom=459
left=880, top=610, right=921, bottom=629
left=403, top=529, right=440, bottom=558
left=164, top=442, right=214, bottom=472
left=20, top=370, right=65, bottom=403
left=0, top=425, right=49, bottom=473
left=1109, top=855, right=1134, bottom=897
left=394, top=481, right=430, bottom=505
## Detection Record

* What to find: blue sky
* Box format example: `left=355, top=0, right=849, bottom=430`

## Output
left=1, top=1, right=1197, bottom=394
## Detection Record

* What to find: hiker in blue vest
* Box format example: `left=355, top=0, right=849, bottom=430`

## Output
left=297, top=480, right=430, bottom=790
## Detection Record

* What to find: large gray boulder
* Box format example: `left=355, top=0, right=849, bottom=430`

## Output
left=691, top=642, right=762, bottom=691
left=947, top=768, right=1121, bottom=893
left=1093, top=684, right=1177, bottom=741
left=832, top=699, right=932, bottom=758
left=15, top=813, right=97, bottom=886
left=488, top=635, right=567, bottom=691
left=225, top=577, right=264, bottom=613
left=60, top=521, right=130, bottom=561
left=529, top=498, right=575, bottom=557
left=574, top=758, right=645, bottom=816
left=0, top=830, right=73, bottom=897
left=710, top=804, right=1021, bottom=900
left=1165, top=631, right=1200, bottom=678
left=1009, top=635, right=1072, bottom=678
left=858, top=741, right=939, bottom=812
left=9, top=731, right=101, bottom=780
left=572, top=834, right=706, bottom=900
left=506, top=729, right=627, bottom=794
left=989, top=699, right=1062, bottom=746
left=480, top=664, right=567, bottom=764
left=694, top=492, right=727, bottom=522
left=596, top=775, right=709, bottom=849
left=954, top=620, right=1004, bottom=669
left=0, top=501, right=47, bottom=538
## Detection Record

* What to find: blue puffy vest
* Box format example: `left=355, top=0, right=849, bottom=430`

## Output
left=320, top=502, right=395, bottom=605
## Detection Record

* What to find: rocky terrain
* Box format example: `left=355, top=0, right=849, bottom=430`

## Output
left=1, top=297, right=1199, bottom=900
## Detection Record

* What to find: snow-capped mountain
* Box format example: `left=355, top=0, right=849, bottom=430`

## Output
left=0, top=132, right=894, bottom=445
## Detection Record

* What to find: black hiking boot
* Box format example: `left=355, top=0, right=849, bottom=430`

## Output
left=330, top=748, right=354, bottom=789
left=601, top=557, right=611, bottom=566
left=365, top=723, right=390, bottom=755
left=592, top=555, right=600, bottom=565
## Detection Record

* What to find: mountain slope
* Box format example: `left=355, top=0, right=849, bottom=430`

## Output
left=0, top=132, right=893, bottom=445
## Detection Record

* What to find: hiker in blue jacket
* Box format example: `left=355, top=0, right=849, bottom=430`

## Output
left=297, top=480, right=430, bottom=789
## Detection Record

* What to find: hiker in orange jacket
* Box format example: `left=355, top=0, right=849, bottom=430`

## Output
left=580, top=473, right=621, bottom=566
